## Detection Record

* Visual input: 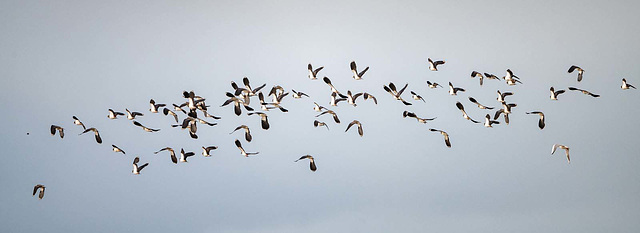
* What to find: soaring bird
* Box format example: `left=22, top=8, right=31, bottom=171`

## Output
left=79, top=128, right=102, bottom=144
left=32, top=184, right=45, bottom=199
left=568, top=65, right=584, bottom=82
left=316, top=110, right=340, bottom=124
left=426, top=81, right=442, bottom=89
left=549, top=87, right=566, bottom=100
left=428, top=58, right=445, bottom=71
left=180, top=148, right=195, bottom=162
left=162, top=108, right=179, bottom=123
left=525, top=111, right=545, bottom=129
left=149, top=99, right=166, bottom=113
left=133, top=121, right=160, bottom=132
left=112, top=145, right=125, bottom=154
left=154, top=147, right=177, bottom=164
left=247, top=112, right=270, bottom=130
left=308, top=64, right=324, bottom=80
left=448, top=82, right=465, bottom=95
left=468, top=97, right=494, bottom=109
left=72, top=116, right=86, bottom=130
left=107, top=109, right=125, bottom=119
left=292, top=89, right=309, bottom=98
left=350, top=61, right=370, bottom=80
left=345, top=120, right=363, bottom=137
left=50, top=125, right=64, bottom=138
left=429, top=128, right=451, bottom=148
left=132, top=157, right=149, bottom=175
left=125, top=109, right=144, bottom=120
left=235, top=139, right=259, bottom=157
left=221, top=93, right=253, bottom=116
left=484, top=114, right=500, bottom=128
left=383, top=82, right=412, bottom=105
left=313, top=120, right=329, bottom=130
left=230, top=125, right=252, bottom=142
left=410, top=91, right=425, bottom=102
left=551, top=144, right=571, bottom=164
left=402, top=111, right=436, bottom=123
left=456, top=102, right=480, bottom=123
left=202, top=146, right=218, bottom=157
left=622, top=78, right=636, bottom=90
left=568, top=87, right=600, bottom=97
left=295, top=155, right=317, bottom=172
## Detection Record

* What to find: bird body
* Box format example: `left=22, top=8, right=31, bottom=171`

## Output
left=33, top=184, right=45, bottom=199
left=551, top=144, right=571, bottom=163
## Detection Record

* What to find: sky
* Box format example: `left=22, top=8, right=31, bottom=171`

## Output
left=1, top=0, right=640, bottom=232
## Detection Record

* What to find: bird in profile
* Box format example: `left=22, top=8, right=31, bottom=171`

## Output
left=79, top=128, right=102, bottom=144
left=125, top=109, right=144, bottom=120
left=295, top=155, right=317, bottom=172
left=149, top=99, right=166, bottom=113
left=247, top=112, right=270, bottom=130
left=362, top=93, right=378, bottom=104
left=316, top=110, right=340, bottom=123
left=202, top=146, right=218, bottom=157
left=568, top=65, right=584, bottom=82
left=133, top=121, right=160, bottom=132
left=308, top=64, right=324, bottom=80
left=107, top=109, right=125, bottom=119
left=132, top=157, right=149, bottom=175
left=484, top=114, right=500, bottom=128
left=154, top=147, right=177, bottom=164
left=402, top=111, right=436, bottom=123
left=427, top=58, right=445, bottom=71
left=471, top=71, right=485, bottom=86
left=503, top=69, right=522, bottom=85
left=112, top=145, right=125, bottom=154
left=448, top=82, right=465, bottom=95
left=323, top=77, right=346, bottom=97
left=292, top=90, right=310, bottom=99
left=33, top=184, right=45, bottom=199
left=551, top=144, right=571, bottom=164
left=329, top=92, right=347, bottom=106
left=525, top=111, right=545, bottom=129
left=383, top=82, right=412, bottom=105
left=50, top=125, right=64, bottom=138
left=496, top=90, right=513, bottom=103
left=313, top=102, right=328, bottom=112
left=180, top=148, right=195, bottom=162
left=484, top=73, right=500, bottom=82
left=426, top=81, right=442, bottom=89
left=350, top=61, right=370, bottom=80
left=72, top=116, right=86, bottom=130
left=313, top=120, right=329, bottom=130
left=468, top=97, right=494, bottom=109
left=235, top=139, right=259, bottom=157
left=162, top=108, right=179, bottom=123
left=345, top=120, right=363, bottom=136
left=456, top=102, right=480, bottom=123
left=549, top=87, right=566, bottom=100
left=410, top=91, right=425, bottom=102
left=429, top=128, right=451, bottom=148
left=230, top=125, right=252, bottom=142
left=237, top=77, right=266, bottom=97
left=568, top=87, right=600, bottom=97
left=621, top=78, right=636, bottom=90
left=494, top=102, right=517, bottom=125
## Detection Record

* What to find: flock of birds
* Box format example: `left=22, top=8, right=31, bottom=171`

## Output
left=32, top=60, right=636, bottom=200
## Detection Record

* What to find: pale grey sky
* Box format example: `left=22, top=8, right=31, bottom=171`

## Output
left=1, top=0, right=640, bottom=232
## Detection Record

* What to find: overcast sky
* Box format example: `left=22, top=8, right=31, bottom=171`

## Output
left=1, top=0, right=640, bottom=232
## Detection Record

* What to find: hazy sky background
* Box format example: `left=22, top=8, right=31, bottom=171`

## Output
left=1, top=0, right=639, bottom=232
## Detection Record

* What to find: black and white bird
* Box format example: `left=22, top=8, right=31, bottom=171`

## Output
left=484, top=73, right=500, bottom=81
left=79, top=128, right=102, bottom=144
left=154, top=147, right=177, bottom=164
left=549, top=87, right=566, bottom=100
left=172, top=103, right=187, bottom=114
left=494, top=103, right=517, bottom=125
left=471, top=71, right=485, bottom=86
left=180, top=148, right=195, bottom=162
left=484, top=114, right=500, bottom=128
left=568, top=65, right=584, bottom=82
left=362, top=93, right=378, bottom=104
left=50, top=125, right=64, bottom=138
left=429, top=128, right=451, bottom=148
left=428, top=58, right=445, bottom=71
left=568, top=87, right=600, bottom=97
left=126, top=109, right=144, bottom=120
left=33, top=184, right=45, bottom=199
left=456, top=102, right=480, bottom=124
left=525, top=111, right=545, bottom=129
left=323, top=77, right=346, bottom=97
left=258, top=92, right=280, bottom=111
left=503, top=69, right=522, bottom=85
left=149, top=99, right=166, bottom=113
left=107, top=109, right=125, bottom=119
left=133, top=121, right=160, bottom=132
left=72, top=116, right=86, bottom=130
left=313, top=120, right=329, bottom=130
left=350, top=61, right=370, bottom=80
left=202, top=146, right=218, bottom=157
left=292, top=89, right=309, bottom=98
left=468, top=97, right=494, bottom=109
left=622, top=78, right=636, bottom=90
left=221, top=92, right=253, bottom=116
left=112, top=145, right=125, bottom=154
left=202, top=110, right=222, bottom=120
left=230, top=125, right=252, bottom=142
left=313, top=102, right=328, bottom=112
left=295, top=155, right=317, bottom=172
left=448, top=82, right=465, bottom=95
left=316, top=110, right=340, bottom=123
left=345, top=120, right=363, bottom=137
left=162, top=108, right=179, bottom=123
left=402, top=111, right=436, bottom=124
left=329, top=92, right=347, bottom=106
left=308, top=64, right=324, bottom=80
left=247, top=112, right=270, bottom=130
left=410, top=91, right=425, bottom=102
left=496, top=90, right=513, bottom=103
left=551, top=144, right=571, bottom=164
left=238, top=77, right=266, bottom=97
left=426, top=81, right=442, bottom=89
left=195, top=118, right=217, bottom=127
left=383, top=82, right=412, bottom=105
left=132, top=157, right=149, bottom=175
left=235, top=139, right=259, bottom=157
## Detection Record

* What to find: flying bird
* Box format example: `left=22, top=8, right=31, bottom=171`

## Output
left=32, top=184, right=45, bottom=199
left=471, top=71, right=485, bottom=86
left=551, top=144, right=571, bottom=164
left=112, top=145, right=125, bottom=154
left=72, top=116, right=86, bottom=130
left=180, top=148, right=195, bottom=162
left=468, top=97, right=494, bottom=109
left=402, top=111, right=436, bottom=123
left=230, top=125, right=252, bottom=142
left=448, top=82, right=465, bottom=95
left=295, top=155, right=317, bottom=172
left=345, top=120, right=363, bottom=136
left=496, top=90, right=513, bottom=103
left=549, top=87, right=566, bottom=100
left=503, top=69, right=522, bottom=85
left=525, top=111, right=545, bottom=129
left=323, top=77, right=346, bottom=97
left=313, top=102, right=328, bottom=112
left=621, top=78, right=636, bottom=90
left=202, top=146, right=218, bottom=157
left=383, top=82, right=412, bottom=105
left=568, top=87, right=600, bottom=97
left=484, top=114, right=500, bottom=128
left=132, top=157, right=149, bottom=175
left=410, top=91, right=425, bottom=102
left=429, top=128, right=451, bottom=148
left=149, top=99, right=166, bottom=113
left=427, top=58, right=445, bottom=71
left=313, top=120, right=329, bottom=130
left=456, top=102, right=480, bottom=124
left=316, top=110, right=340, bottom=123
left=292, top=89, right=309, bottom=98
left=247, top=112, right=270, bottom=130
left=125, top=109, right=144, bottom=120
left=154, top=147, right=177, bottom=164
left=426, top=81, right=442, bottom=89
left=362, top=93, right=378, bottom=104
left=79, top=128, right=102, bottom=144
left=329, top=92, right=347, bottom=106
left=350, top=61, right=370, bottom=80
left=568, top=65, right=584, bottom=82
left=162, top=108, right=179, bottom=123
left=133, top=121, right=160, bottom=132
left=50, top=125, right=64, bottom=138
left=308, top=64, right=324, bottom=80
left=107, top=109, right=125, bottom=119
left=235, top=139, right=259, bottom=157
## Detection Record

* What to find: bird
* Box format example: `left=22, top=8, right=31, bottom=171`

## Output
left=107, top=109, right=125, bottom=119
left=238, top=77, right=266, bottom=97
left=456, top=102, right=480, bottom=124
left=112, top=145, right=125, bottom=154
left=149, top=99, right=166, bottom=113
left=551, top=144, right=571, bottom=164
left=427, top=81, right=442, bottom=89
left=484, top=114, right=500, bottom=128
left=494, top=103, right=516, bottom=125
left=313, top=102, right=328, bottom=112
left=202, top=146, right=218, bottom=157
left=308, top=64, right=324, bottom=80
left=235, top=139, right=259, bottom=157
left=79, top=128, right=102, bottom=144
left=483, top=73, right=500, bottom=81
left=410, top=91, right=425, bottom=102
left=162, top=108, right=179, bottom=123
left=362, top=93, right=378, bottom=104
left=383, top=82, right=412, bottom=105
left=329, top=92, right=347, bottom=106
left=221, top=93, right=253, bottom=116
left=429, top=128, right=451, bottom=148
left=247, top=112, right=270, bottom=130
left=496, top=90, right=513, bottom=103
left=350, top=61, right=370, bottom=80
left=503, top=69, right=522, bottom=85
left=568, top=65, right=584, bottom=82
left=132, top=157, right=149, bottom=175
left=180, top=148, right=195, bottom=162
left=316, top=110, right=340, bottom=123
left=295, top=155, right=317, bottom=172
left=230, top=125, right=252, bottom=142
left=345, top=120, right=363, bottom=136
left=468, top=97, right=494, bottom=109
left=195, top=118, right=217, bottom=127
left=313, top=120, right=329, bottom=130
left=568, top=87, right=600, bottom=97
left=621, top=78, right=636, bottom=90
left=345, top=91, right=360, bottom=106
left=402, top=111, right=436, bottom=124
left=72, top=116, right=86, bottom=130
left=323, top=77, right=346, bottom=97
left=202, top=110, right=222, bottom=120
left=125, top=109, right=144, bottom=120
left=549, top=87, right=566, bottom=100
left=258, top=92, right=282, bottom=111
left=32, top=184, right=45, bottom=199
left=133, top=121, right=160, bottom=132
left=292, top=89, right=309, bottom=98
left=50, top=125, right=64, bottom=138
left=525, top=111, right=545, bottom=129
left=471, top=71, right=485, bottom=86
left=427, top=58, right=445, bottom=71
left=154, top=147, right=177, bottom=164
left=448, top=82, right=465, bottom=95
left=172, top=103, right=187, bottom=114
